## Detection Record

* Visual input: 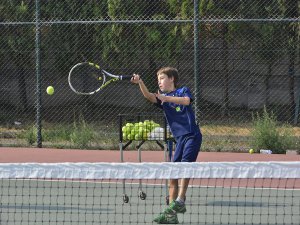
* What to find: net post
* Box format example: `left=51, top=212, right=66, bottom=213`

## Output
left=294, top=76, right=300, bottom=124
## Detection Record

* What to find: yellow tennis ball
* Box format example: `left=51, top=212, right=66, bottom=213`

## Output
left=249, top=149, right=254, bottom=154
left=135, top=133, right=142, bottom=140
left=138, top=127, right=144, bottom=135
left=46, top=86, right=54, bottom=95
left=128, top=133, right=135, bottom=140
left=122, top=126, right=129, bottom=134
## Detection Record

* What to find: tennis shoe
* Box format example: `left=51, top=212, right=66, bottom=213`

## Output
left=166, top=200, right=186, bottom=214
left=153, top=212, right=179, bottom=224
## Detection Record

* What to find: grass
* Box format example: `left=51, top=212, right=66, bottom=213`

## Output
left=1, top=119, right=299, bottom=152
left=13, top=123, right=118, bottom=150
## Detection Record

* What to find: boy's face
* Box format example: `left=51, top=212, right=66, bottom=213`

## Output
left=157, top=73, right=174, bottom=93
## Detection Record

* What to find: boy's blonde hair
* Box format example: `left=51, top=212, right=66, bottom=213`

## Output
left=157, top=67, right=179, bottom=87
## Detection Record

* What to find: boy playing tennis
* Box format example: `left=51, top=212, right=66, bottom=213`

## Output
left=131, top=67, right=202, bottom=224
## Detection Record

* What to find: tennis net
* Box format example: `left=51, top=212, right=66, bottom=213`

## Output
left=0, top=162, right=299, bottom=225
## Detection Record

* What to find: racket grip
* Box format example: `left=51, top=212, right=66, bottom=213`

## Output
left=121, top=75, right=133, bottom=80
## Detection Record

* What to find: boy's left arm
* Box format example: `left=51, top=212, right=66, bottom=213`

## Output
left=155, top=94, right=190, bottom=105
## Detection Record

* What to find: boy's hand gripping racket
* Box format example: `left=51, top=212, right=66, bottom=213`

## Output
left=68, top=62, right=133, bottom=95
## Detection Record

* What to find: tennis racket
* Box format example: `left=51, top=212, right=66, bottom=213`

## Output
left=68, top=62, right=133, bottom=95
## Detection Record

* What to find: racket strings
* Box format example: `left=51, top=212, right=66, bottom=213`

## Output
left=70, top=64, right=104, bottom=94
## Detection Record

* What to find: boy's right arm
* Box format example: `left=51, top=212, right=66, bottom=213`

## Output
left=131, top=74, right=157, bottom=103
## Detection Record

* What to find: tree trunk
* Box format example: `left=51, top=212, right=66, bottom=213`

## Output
left=265, top=63, right=271, bottom=108
left=221, top=24, right=229, bottom=117
left=148, top=55, right=157, bottom=92
left=285, top=0, right=298, bottom=123
left=14, top=53, right=30, bottom=116
left=17, top=66, right=29, bottom=113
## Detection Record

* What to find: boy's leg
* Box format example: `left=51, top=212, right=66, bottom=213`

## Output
left=178, top=178, right=189, bottom=200
left=154, top=133, right=201, bottom=223
left=169, top=179, right=178, bottom=203
left=169, top=133, right=201, bottom=214
left=164, top=178, right=188, bottom=214
left=153, top=179, right=180, bottom=223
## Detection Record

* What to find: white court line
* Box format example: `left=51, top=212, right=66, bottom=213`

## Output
left=2, top=178, right=300, bottom=191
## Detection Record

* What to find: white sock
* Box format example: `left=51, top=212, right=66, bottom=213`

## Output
left=175, top=197, right=185, bottom=205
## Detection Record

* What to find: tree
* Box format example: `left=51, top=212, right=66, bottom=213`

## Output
left=246, top=0, right=297, bottom=116
left=103, top=0, right=193, bottom=92
left=0, top=0, right=35, bottom=114
left=284, top=0, right=299, bottom=123
left=199, top=0, right=242, bottom=116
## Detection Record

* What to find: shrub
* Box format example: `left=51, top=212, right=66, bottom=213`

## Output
left=251, top=107, right=293, bottom=154
left=70, top=117, right=94, bottom=149
left=24, top=126, right=37, bottom=145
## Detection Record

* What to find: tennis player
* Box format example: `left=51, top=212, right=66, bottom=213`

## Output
left=131, top=67, right=202, bottom=224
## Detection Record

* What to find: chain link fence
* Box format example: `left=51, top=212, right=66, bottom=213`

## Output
left=1, top=0, right=300, bottom=151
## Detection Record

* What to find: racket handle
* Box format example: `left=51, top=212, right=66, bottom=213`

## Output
left=121, top=75, right=133, bottom=80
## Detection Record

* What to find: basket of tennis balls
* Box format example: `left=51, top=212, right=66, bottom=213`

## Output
left=122, top=120, right=163, bottom=141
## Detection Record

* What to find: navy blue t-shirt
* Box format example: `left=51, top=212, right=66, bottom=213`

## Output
left=154, top=87, right=200, bottom=138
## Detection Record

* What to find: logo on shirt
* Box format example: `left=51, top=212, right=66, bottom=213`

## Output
left=175, top=106, right=181, bottom=112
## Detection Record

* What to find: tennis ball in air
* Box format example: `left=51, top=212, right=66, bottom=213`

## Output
left=249, top=149, right=254, bottom=154
left=46, top=86, right=54, bottom=95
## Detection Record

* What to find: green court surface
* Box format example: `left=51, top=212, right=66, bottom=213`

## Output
left=1, top=179, right=299, bottom=225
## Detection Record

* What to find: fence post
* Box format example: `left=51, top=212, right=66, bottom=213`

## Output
left=35, top=0, right=42, bottom=147
left=294, top=76, right=300, bottom=125
left=193, top=0, right=200, bottom=120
